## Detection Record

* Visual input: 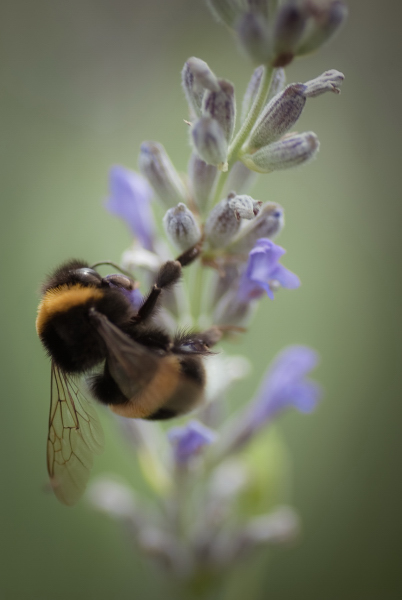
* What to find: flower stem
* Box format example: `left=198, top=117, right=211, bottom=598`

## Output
left=191, top=259, right=205, bottom=327
left=210, top=64, right=274, bottom=208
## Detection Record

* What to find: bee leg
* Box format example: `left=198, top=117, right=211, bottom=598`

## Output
left=173, top=326, right=223, bottom=354
left=173, top=325, right=245, bottom=353
left=134, top=239, right=204, bottom=324
left=175, top=238, right=203, bottom=267
left=134, top=260, right=182, bottom=322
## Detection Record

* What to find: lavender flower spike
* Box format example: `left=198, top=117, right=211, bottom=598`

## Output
left=238, top=238, right=300, bottom=302
left=106, top=165, right=155, bottom=251
left=168, top=420, right=217, bottom=465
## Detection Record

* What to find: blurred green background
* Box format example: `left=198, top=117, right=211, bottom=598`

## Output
left=1, top=0, right=401, bottom=598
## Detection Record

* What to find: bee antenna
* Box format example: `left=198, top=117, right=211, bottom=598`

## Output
left=90, top=261, right=134, bottom=279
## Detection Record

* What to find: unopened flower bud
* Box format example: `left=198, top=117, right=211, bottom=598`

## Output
left=241, top=131, right=320, bottom=173
left=229, top=194, right=261, bottom=220
left=188, top=153, right=218, bottom=211
left=225, top=161, right=257, bottom=195
left=297, top=1, right=348, bottom=57
left=273, top=3, right=307, bottom=67
left=246, top=84, right=306, bottom=151
left=213, top=292, right=253, bottom=327
left=302, top=69, right=344, bottom=97
left=229, top=202, right=284, bottom=253
left=192, top=117, right=228, bottom=171
left=205, top=192, right=260, bottom=248
left=182, top=58, right=220, bottom=118
left=235, top=507, right=300, bottom=557
left=237, top=12, right=273, bottom=65
left=241, top=67, right=286, bottom=124
left=87, top=478, right=137, bottom=520
left=206, top=0, right=243, bottom=28
left=139, top=142, right=187, bottom=208
left=267, top=67, right=287, bottom=101
left=163, top=203, right=201, bottom=251
left=203, top=79, right=236, bottom=143
left=246, top=0, right=269, bottom=18
left=241, top=66, right=263, bottom=123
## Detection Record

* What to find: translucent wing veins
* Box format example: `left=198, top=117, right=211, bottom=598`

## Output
left=47, top=363, right=104, bottom=506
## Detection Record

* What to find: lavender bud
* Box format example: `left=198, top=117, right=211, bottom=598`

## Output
left=245, top=83, right=306, bottom=151
left=192, top=117, right=228, bottom=171
left=229, top=201, right=284, bottom=253
left=266, top=67, right=287, bottom=102
left=212, top=263, right=241, bottom=303
left=241, top=131, right=320, bottom=173
left=137, top=528, right=188, bottom=574
left=182, top=57, right=220, bottom=118
left=241, top=66, right=263, bottom=123
left=213, top=292, right=253, bottom=327
left=87, top=478, right=137, bottom=520
left=297, top=1, right=348, bottom=57
left=272, top=3, right=307, bottom=67
left=241, top=67, right=286, bottom=124
left=188, top=153, right=218, bottom=211
left=205, top=192, right=260, bottom=248
left=202, top=79, right=236, bottom=143
left=206, top=0, right=243, bottom=28
left=139, top=142, right=187, bottom=208
left=163, top=203, right=201, bottom=251
left=235, top=507, right=300, bottom=556
left=229, top=194, right=261, bottom=220
left=236, top=12, right=273, bottom=65
left=302, top=69, right=345, bottom=97
left=225, top=161, right=257, bottom=195
left=246, top=0, right=269, bottom=18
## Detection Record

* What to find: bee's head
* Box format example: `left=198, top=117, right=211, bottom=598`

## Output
left=68, top=267, right=103, bottom=287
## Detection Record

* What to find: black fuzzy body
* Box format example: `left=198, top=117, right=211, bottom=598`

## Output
left=40, top=289, right=133, bottom=373
left=38, top=257, right=216, bottom=420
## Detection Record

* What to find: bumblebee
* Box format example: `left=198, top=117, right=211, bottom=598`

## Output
left=36, top=245, right=222, bottom=505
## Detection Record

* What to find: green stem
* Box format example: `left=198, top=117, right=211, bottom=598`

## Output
left=210, top=64, right=274, bottom=208
left=191, top=260, right=205, bottom=326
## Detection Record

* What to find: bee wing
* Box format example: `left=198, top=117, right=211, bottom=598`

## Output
left=90, top=310, right=160, bottom=399
left=47, top=362, right=105, bottom=506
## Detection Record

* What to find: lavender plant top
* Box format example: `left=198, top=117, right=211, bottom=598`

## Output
left=88, top=0, right=347, bottom=592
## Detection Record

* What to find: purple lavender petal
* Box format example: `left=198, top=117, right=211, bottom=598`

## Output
left=123, top=288, right=143, bottom=311
left=269, top=264, right=301, bottom=289
left=168, top=420, right=217, bottom=465
left=252, top=238, right=286, bottom=262
left=249, top=346, right=321, bottom=425
left=237, top=238, right=299, bottom=302
left=265, top=345, right=320, bottom=391
left=103, top=276, right=144, bottom=310
left=106, top=165, right=155, bottom=250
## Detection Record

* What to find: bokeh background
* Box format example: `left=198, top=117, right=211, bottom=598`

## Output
left=1, top=0, right=401, bottom=598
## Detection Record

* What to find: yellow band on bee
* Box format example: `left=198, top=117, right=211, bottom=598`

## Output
left=36, top=284, right=104, bottom=336
left=109, top=355, right=181, bottom=419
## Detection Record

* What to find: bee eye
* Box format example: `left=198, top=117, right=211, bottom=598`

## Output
left=180, top=340, right=209, bottom=353
left=103, top=274, right=135, bottom=290
left=70, top=268, right=103, bottom=286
